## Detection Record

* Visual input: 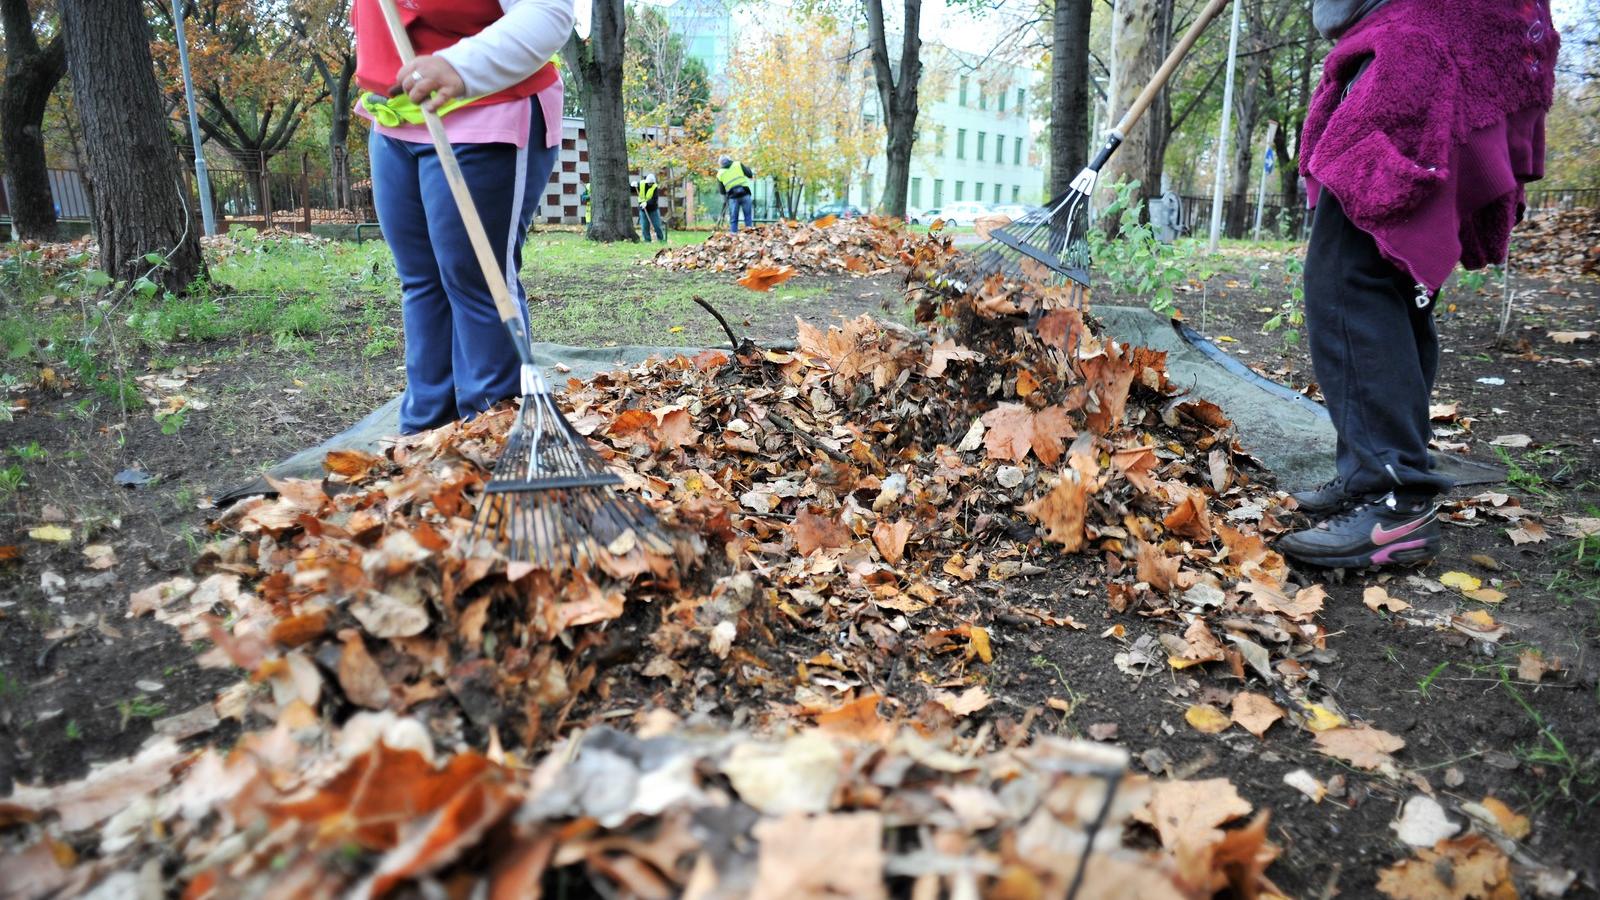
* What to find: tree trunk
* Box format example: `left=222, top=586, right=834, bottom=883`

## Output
left=1048, top=0, right=1093, bottom=196
left=864, top=0, right=920, bottom=218
left=574, top=0, right=637, bottom=242
left=60, top=0, right=204, bottom=291
left=1, top=0, right=67, bottom=240
left=1102, top=0, right=1163, bottom=233
left=327, top=55, right=355, bottom=209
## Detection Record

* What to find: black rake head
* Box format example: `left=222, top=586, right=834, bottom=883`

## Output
left=932, top=189, right=1094, bottom=301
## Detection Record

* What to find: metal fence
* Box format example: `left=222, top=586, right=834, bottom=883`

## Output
left=0, top=168, right=94, bottom=221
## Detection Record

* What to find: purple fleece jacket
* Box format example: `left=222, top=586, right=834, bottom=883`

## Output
left=1299, top=0, right=1559, bottom=292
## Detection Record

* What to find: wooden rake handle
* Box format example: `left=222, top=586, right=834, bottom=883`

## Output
left=1111, top=0, right=1231, bottom=139
left=373, top=0, right=530, bottom=346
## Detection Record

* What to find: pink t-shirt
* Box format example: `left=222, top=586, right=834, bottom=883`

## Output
left=356, top=79, right=564, bottom=149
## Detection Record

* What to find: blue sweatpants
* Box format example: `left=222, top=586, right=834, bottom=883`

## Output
left=729, top=193, right=753, bottom=232
left=370, top=100, right=560, bottom=434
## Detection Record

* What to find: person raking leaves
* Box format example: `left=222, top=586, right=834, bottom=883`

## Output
left=637, top=173, right=666, bottom=243
left=1277, top=0, right=1558, bottom=568
left=716, top=155, right=755, bottom=233
left=352, top=0, right=574, bottom=435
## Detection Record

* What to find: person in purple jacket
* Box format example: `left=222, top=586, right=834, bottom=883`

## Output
left=1277, top=0, right=1559, bottom=568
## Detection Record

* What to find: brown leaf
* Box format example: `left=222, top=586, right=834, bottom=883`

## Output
left=2, top=738, right=185, bottom=831
left=1138, top=778, right=1253, bottom=852
left=925, top=339, right=981, bottom=378
left=1362, top=586, right=1411, bottom=613
left=871, top=519, right=912, bottom=565
left=1230, top=692, right=1285, bottom=738
left=325, top=448, right=386, bottom=480
left=338, top=631, right=391, bottom=710
left=980, top=403, right=1035, bottom=464
left=794, top=508, right=851, bottom=555
left=1376, top=835, right=1512, bottom=900
left=1507, top=520, right=1550, bottom=545
left=737, top=264, right=797, bottom=292
left=752, top=812, right=887, bottom=900
left=936, top=685, right=992, bottom=717
left=814, top=694, right=892, bottom=743
left=1245, top=581, right=1324, bottom=622
left=1162, top=484, right=1212, bottom=541
left=1021, top=472, right=1089, bottom=552
left=1136, top=540, right=1181, bottom=593
left=1314, top=725, right=1405, bottom=771
left=650, top=405, right=701, bottom=451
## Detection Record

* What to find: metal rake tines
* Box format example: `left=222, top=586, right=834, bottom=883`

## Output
left=933, top=191, right=1094, bottom=295
left=473, top=390, right=668, bottom=568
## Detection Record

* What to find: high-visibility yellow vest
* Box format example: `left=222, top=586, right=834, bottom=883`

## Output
left=716, top=161, right=751, bottom=192
left=637, top=182, right=657, bottom=203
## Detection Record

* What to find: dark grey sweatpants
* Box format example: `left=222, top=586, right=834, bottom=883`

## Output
left=1302, top=192, right=1455, bottom=499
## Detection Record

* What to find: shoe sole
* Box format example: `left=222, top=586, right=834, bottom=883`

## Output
left=1282, top=537, right=1438, bottom=569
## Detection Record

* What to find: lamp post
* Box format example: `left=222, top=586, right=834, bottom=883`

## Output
left=174, top=0, right=216, bottom=236
left=1206, top=0, right=1241, bottom=252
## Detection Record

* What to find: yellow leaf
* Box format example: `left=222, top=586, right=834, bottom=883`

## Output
left=1185, top=704, right=1232, bottom=733
left=965, top=625, right=993, bottom=664
left=1215, top=335, right=1238, bottom=343
left=1479, top=797, right=1531, bottom=840
left=1439, top=571, right=1482, bottom=593
left=28, top=525, right=71, bottom=543
left=1363, top=586, right=1411, bottom=613
left=1302, top=703, right=1347, bottom=733
left=1460, top=609, right=1499, bottom=629
left=669, top=325, right=685, bottom=334
left=1464, top=588, right=1506, bottom=604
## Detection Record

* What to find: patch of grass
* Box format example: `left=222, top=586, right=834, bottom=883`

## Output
left=1492, top=446, right=1555, bottom=500
left=65, top=719, right=82, bottom=741
left=117, top=696, right=166, bottom=730
left=1498, top=667, right=1600, bottom=808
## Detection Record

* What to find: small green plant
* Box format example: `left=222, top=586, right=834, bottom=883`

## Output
left=155, top=407, right=188, bottom=436
left=1030, top=653, right=1085, bottom=717
left=117, top=696, right=166, bottom=730
left=9, top=441, right=48, bottom=462
left=1417, top=661, right=1449, bottom=699
left=65, top=720, right=82, bottom=741
left=1492, top=447, right=1553, bottom=499
left=1088, top=180, right=1194, bottom=316
left=0, top=463, right=24, bottom=498
left=1455, top=267, right=1491, bottom=295
left=1261, top=256, right=1306, bottom=349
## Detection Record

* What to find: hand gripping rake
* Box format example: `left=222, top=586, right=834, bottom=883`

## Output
left=934, top=0, right=1231, bottom=303
left=374, top=0, right=667, bottom=568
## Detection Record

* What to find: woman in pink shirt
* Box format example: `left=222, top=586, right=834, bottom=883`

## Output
left=352, top=0, right=574, bottom=433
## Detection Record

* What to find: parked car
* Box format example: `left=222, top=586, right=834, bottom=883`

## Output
left=911, top=207, right=940, bottom=225
left=986, top=203, right=1036, bottom=222
left=812, top=202, right=863, bottom=221
left=933, top=201, right=992, bottom=227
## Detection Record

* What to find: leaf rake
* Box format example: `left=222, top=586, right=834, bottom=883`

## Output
left=375, top=0, right=667, bottom=569
left=931, top=0, right=1230, bottom=302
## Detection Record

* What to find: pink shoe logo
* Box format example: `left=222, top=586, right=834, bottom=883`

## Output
left=1371, top=515, right=1432, bottom=545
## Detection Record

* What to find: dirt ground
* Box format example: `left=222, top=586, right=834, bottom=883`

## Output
left=2, top=239, right=1597, bottom=895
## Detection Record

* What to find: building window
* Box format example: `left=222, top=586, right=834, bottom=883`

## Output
left=993, top=183, right=1002, bottom=203
left=998, top=89, right=1006, bottom=113
left=959, top=76, right=968, bottom=106
left=911, top=177, right=923, bottom=207
left=956, top=129, right=966, bottom=159
left=1014, top=137, right=1023, bottom=165
left=979, top=89, right=987, bottom=110
left=1016, top=88, right=1025, bottom=112
left=996, top=134, right=1005, bottom=164
left=977, top=131, right=986, bottom=161
left=974, top=181, right=983, bottom=202
left=933, top=179, right=944, bottom=205
left=955, top=181, right=964, bottom=201
left=1012, top=185, right=1021, bottom=202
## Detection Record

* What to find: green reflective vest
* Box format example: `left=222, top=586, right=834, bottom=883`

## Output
left=716, top=161, right=751, bottom=193
left=359, top=91, right=479, bottom=127
left=637, top=182, right=658, bottom=203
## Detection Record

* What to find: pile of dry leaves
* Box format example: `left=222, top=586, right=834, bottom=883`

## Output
left=648, top=215, right=917, bottom=288
left=1515, top=208, right=1600, bottom=279
left=1, top=237, right=1554, bottom=896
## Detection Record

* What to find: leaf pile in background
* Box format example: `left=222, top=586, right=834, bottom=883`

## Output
left=648, top=215, right=923, bottom=279
left=1514, top=209, right=1600, bottom=280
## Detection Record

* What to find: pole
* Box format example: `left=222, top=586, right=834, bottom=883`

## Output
left=1253, top=121, right=1278, bottom=241
left=1207, top=0, right=1241, bottom=252
left=174, top=1, right=216, bottom=236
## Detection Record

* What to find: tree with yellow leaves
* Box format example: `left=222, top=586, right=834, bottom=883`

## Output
left=721, top=23, right=882, bottom=219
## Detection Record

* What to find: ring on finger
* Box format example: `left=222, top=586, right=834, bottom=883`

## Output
left=410, top=71, right=423, bottom=83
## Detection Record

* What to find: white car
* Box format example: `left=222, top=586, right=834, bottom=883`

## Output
left=932, top=201, right=991, bottom=227
left=987, top=203, right=1034, bottom=221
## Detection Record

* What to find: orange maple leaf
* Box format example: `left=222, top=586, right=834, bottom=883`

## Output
left=738, top=264, right=798, bottom=292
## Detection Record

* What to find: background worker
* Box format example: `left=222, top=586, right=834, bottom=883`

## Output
left=637, top=173, right=666, bottom=242
left=716, top=155, right=755, bottom=233
left=353, top=0, right=573, bottom=435
left=1278, top=0, right=1558, bottom=568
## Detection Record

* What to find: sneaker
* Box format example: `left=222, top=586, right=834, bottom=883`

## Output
left=1290, top=475, right=1353, bottom=517
left=1277, top=492, right=1440, bottom=568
